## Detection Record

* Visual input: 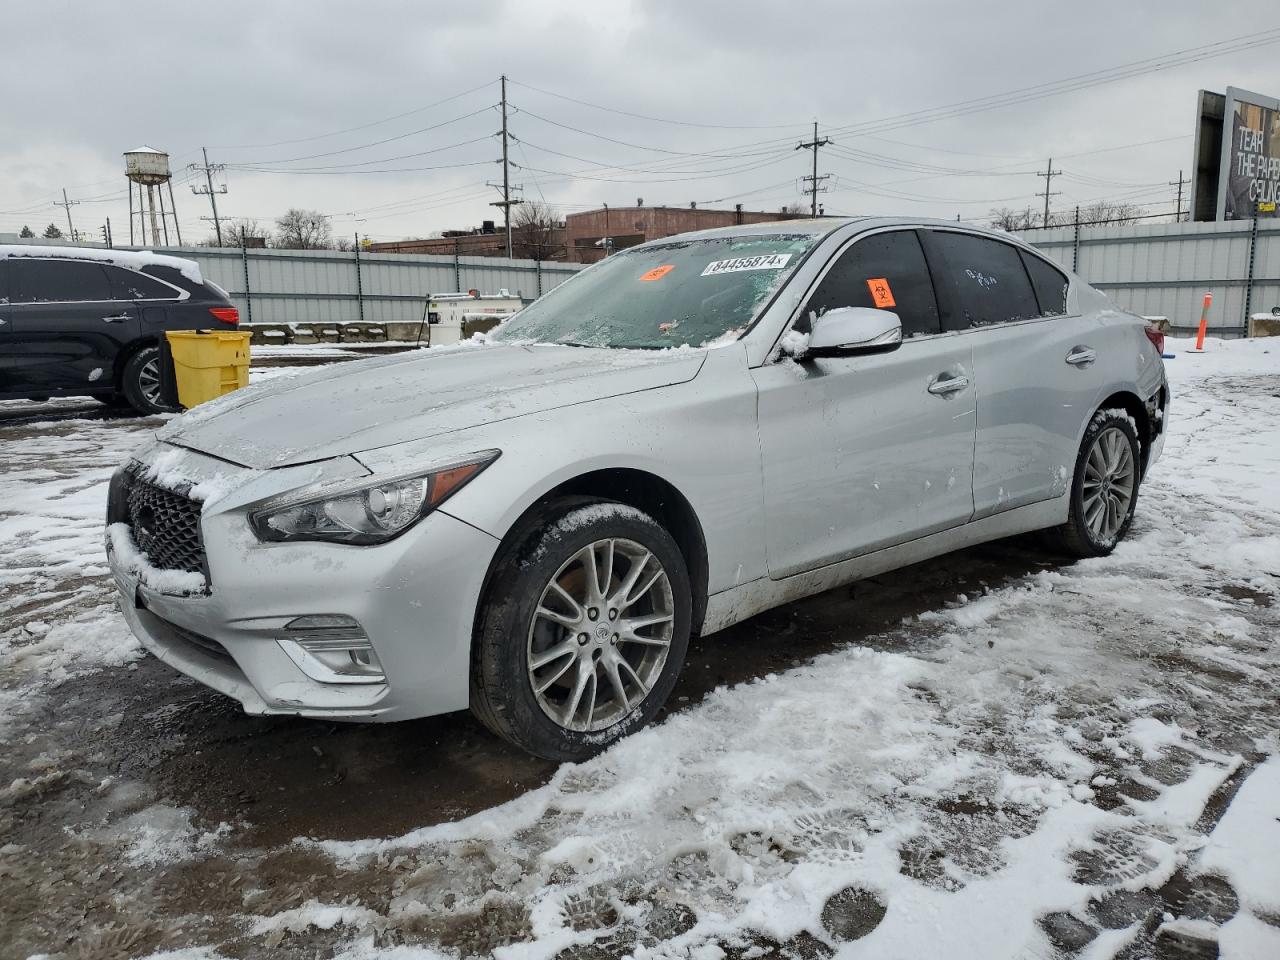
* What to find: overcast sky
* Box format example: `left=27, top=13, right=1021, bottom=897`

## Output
left=2, top=1, right=1277, bottom=245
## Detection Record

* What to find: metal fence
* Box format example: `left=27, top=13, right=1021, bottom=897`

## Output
left=1016, top=217, right=1280, bottom=334
left=118, top=245, right=584, bottom=327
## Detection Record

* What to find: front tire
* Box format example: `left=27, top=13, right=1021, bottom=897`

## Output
left=470, top=498, right=692, bottom=762
left=1052, top=408, right=1141, bottom=557
left=120, top=345, right=171, bottom=415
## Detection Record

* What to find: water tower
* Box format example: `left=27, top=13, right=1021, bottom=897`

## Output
left=125, top=146, right=182, bottom=246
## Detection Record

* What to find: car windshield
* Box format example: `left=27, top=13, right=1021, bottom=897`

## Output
left=490, top=233, right=820, bottom=349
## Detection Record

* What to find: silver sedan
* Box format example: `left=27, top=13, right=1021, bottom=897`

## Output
left=106, top=217, right=1168, bottom=760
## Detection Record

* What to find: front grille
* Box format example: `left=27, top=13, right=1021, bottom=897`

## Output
left=123, top=471, right=208, bottom=576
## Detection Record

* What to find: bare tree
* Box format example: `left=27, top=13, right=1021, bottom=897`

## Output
left=334, top=237, right=354, bottom=252
left=988, top=206, right=1045, bottom=231
left=202, top=218, right=267, bottom=247
left=274, top=208, right=333, bottom=249
left=511, top=201, right=563, bottom=261
left=778, top=202, right=807, bottom=216
left=1077, top=200, right=1146, bottom=225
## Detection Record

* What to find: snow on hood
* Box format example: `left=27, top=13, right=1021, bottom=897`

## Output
left=157, top=342, right=707, bottom=469
left=0, top=244, right=203, bottom=285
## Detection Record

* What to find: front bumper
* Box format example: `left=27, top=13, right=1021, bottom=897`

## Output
left=108, top=445, right=500, bottom=722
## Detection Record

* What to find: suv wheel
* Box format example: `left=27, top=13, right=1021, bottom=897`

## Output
left=471, top=498, right=692, bottom=761
left=1052, top=408, right=1142, bottom=557
left=120, top=346, right=170, bottom=415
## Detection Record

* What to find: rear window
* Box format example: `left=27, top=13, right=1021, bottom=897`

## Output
left=103, top=265, right=181, bottom=301
left=8, top=259, right=112, bottom=303
left=923, top=231, right=1041, bottom=330
left=1020, top=250, right=1069, bottom=317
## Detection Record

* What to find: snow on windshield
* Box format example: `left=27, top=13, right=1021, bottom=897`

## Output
left=491, top=233, right=819, bottom=349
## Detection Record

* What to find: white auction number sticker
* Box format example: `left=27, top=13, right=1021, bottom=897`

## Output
left=700, top=253, right=792, bottom=277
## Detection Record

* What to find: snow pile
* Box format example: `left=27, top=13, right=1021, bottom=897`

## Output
left=0, top=244, right=204, bottom=285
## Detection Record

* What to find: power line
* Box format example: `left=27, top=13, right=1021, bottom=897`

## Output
left=190, top=147, right=227, bottom=246
left=53, top=188, right=79, bottom=240
left=213, top=79, right=499, bottom=150
left=1169, top=170, right=1190, bottom=222
left=491, top=75, right=522, bottom=258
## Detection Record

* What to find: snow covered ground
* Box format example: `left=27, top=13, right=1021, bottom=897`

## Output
left=0, top=337, right=1277, bottom=960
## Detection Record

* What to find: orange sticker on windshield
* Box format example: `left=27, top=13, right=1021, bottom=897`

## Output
left=866, top=277, right=896, bottom=308
left=640, top=264, right=675, bottom=282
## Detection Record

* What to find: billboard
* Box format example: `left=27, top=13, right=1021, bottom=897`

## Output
left=1190, top=86, right=1280, bottom=222
left=1218, top=88, right=1280, bottom=220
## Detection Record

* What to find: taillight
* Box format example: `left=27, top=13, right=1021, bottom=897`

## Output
left=209, top=306, right=239, bottom=326
left=1144, top=325, right=1165, bottom=355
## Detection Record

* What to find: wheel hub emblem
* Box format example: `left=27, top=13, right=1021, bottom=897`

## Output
left=595, top=624, right=611, bottom=642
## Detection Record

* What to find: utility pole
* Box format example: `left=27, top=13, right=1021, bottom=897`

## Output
left=190, top=147, right=227, bottom=245
left=796, top=122, right=831, bottom=217
left=1036, top=158, right=1062, bottom=227
left=54, top=188, right=79, bottom=240
left=1169, top=170, right=1190, bottom=222
left=489, top=75, right=523, bottom=259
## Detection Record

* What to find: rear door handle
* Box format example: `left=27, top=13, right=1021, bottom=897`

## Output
left=101, top=314, right=130, bottom=323
left=928, top=373, right=970, bottom=396
left=1065, top=346, right=1097, bottom=366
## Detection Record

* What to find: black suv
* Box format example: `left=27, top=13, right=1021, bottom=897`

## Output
left=0, top=247, right=239, bottom=414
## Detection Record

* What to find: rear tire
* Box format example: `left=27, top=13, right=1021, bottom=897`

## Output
left=1051, top=408, right=1141, bottom=558
left=470, top=497, right=692, bottom=762
left=120, top=345, right=172, bottom=415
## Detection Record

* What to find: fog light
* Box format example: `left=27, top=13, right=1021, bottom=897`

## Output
left=276, top=614, right=386, bottom=685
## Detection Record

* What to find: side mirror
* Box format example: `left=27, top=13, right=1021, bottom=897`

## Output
left=804, top=306, right=903, bottom=357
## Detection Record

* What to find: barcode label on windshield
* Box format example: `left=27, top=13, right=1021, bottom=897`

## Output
left=701, top=253, right=792, bottom=277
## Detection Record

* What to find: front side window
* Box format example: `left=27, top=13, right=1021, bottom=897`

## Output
left=801, top=230, right=941, bottom=338
left=1019, top=249, right=1069, bottom=317
left=8, top=259, right=112, bottom=303
left=923, top=231, right=1041, bottom=330
left=491, top=233, right=820, bottom=349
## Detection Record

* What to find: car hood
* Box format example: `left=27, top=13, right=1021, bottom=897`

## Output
left=157, top=343, right=707, bottom=469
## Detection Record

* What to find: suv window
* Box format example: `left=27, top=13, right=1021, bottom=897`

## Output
left=8, top=259, right=112, bottom=303
left=923, top=231, right=1041, bottom=330
left=1019, top=249, right=1069, bottom=316
left=802, top=230, right=941, bottom=338
left=103, top=265, right=180, bottom=301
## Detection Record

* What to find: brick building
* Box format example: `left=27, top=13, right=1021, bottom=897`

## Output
left=368, top=205, right=806, bottom=263
left=563, top=204, right=807, bottom=263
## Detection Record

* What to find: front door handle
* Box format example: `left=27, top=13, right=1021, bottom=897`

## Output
left=1065, top=346, right=1097, bottom=366
left=928, top=373, right=970, bottom=396
left=101, top=314, right=130, bottom=323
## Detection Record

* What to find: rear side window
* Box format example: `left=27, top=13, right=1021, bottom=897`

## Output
left=803, top=230, right=941, bottom=338
left=1019, top=250, right=1069, bottom=316
left=8, top=259, right=112, bottom=303
left=103, top=264, right=180, bottom=301
left=923, top=231, right=1040, bottom=330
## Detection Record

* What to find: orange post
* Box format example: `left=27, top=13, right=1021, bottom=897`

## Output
left=1194, top=292, right=1212, bottom=351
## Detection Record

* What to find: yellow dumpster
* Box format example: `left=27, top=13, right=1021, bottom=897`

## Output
left=165, top=330, right=251, bottom=409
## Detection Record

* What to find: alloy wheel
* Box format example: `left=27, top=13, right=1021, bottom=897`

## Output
left=526, top=537, right=674, bottom=733
left=138, top=358, right=162, bottom=407
left=1082, top=425, right=1136, bottom=543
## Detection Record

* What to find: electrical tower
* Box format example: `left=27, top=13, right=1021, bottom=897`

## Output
left=1169, top=170, right=1190, bottom=222
left=796, top=122, right=831, bottom=217
left=53, top=188, right=79, bottom=240
left=1036, top=158, right=1062, bottom=227
left=189, top=147, right=227, bottom=245
left=490, top=75, right=524, bottom=259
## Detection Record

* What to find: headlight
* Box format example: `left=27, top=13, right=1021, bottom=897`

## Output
left=249, top=450, right=499, bottom=545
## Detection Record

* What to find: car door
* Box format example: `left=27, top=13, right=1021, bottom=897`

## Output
left=0, top=261, right=14, bottom=394
left=751, top=228, right=977, bottom=579
left=4, top=258, right=140, bottom=394
left=921, top=229, right=1106, bottom=517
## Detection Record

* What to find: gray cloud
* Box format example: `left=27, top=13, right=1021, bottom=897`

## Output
left=2, top=0, right=1276, bottom=243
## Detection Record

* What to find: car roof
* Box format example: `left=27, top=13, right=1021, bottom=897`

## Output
left=630, top=215, right=1037, bottom=250
left=0, top=244, right=205, bottom=285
